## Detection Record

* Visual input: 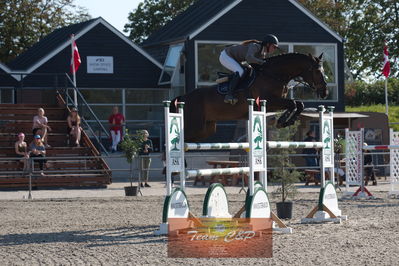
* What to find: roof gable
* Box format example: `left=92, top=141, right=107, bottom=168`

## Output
left=142, top=0, right=342, bottom=47
left=142, top=0, right=237, bottom=46
left=8, top=17, right=162, bottom=73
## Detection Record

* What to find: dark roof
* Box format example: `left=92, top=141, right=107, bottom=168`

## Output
left=8, top=18, right=97, bottom=70
left=142, top=0, right=235, bottom=46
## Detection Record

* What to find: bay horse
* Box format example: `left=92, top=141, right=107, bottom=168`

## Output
left=172, top=53, right=328, bottom=142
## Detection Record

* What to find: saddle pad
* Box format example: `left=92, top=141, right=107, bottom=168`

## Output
left=216, top=70, right=256, bottom=95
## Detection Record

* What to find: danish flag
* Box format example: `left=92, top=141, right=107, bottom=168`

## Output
left=382, top=43, right=390, bottom=78
left=70, top=39, right=81, bottom=74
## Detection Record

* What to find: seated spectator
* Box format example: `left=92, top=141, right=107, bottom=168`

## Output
left=108, top=106, right=125, bottom=152
left=14, top=132, right=29, bottom=171
left=30, top=135, right=47, bottom=175
left=67, top=107, right=82, bottom=147
left=32, top=108, right=51, bottom=148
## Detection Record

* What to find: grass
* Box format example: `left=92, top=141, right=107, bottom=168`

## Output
left=345, top=104, right=399, bottom=131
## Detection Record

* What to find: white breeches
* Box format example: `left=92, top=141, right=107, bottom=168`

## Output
left=219, top=50, right=244, bottom=77
left=111, top=130, right=121, bottom=150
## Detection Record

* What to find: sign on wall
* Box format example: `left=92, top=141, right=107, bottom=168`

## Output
left=87, top=56, right=114, bottom=74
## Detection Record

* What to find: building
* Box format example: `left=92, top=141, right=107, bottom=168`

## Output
left=2, top=17, right=168, bottom=151
left=1, top=0, right=347, bottom=148
left=142, top=0, right=345, bottom=111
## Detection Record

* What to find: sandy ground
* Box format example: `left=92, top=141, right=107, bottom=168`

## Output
left=0, top=181, right=399, bottom=265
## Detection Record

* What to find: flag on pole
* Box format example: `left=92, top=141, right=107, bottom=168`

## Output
left=70, top=37, right=81, bottom=74
left=382, top=43, right=390, bottom=78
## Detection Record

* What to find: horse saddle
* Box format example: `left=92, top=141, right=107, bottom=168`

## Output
left=216, top=67, right=256, bottom=95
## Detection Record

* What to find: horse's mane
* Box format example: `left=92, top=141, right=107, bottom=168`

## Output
left=266, top=52, right=311, bottom=63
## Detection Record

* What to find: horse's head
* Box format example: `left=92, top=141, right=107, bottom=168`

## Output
left=301, top=53, right=328, bottom=99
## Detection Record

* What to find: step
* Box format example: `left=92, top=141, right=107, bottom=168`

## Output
left=0, top=147, right=92, bottom=157
left=0, top=108, right=66, bottom=115
left=0, top=134, right=70, bottom=145
left=0, top=104, right=59, bottom=108
left=0, top=160, right=102, bottom=170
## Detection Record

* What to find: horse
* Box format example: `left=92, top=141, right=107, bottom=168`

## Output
left=172, top=53, right=328, bottom=142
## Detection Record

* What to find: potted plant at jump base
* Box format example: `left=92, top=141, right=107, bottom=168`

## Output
left=120, top=130, right=144, bottom=196
left=269, top=122, right=301, bottom=219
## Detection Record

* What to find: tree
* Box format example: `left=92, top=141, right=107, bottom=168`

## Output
left=0, top=0, right=90, bottom=63
left=298, top=0, right=398, bottom=80
left=124, top=0, right=196, bottom=43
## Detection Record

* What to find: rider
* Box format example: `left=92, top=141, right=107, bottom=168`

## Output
left=219, top=34, right=279, bottom=104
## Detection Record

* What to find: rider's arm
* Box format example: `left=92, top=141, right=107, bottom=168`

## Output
left=245, top=43, right=264, bottom=65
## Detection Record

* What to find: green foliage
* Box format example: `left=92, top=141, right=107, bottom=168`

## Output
left=120, top=130, right=145, bottom=163
left=124, top=0, right=197, bottom=43
left=269, top=122, right=302, bottom=202
left=346, top=105, right=399, bottom=131
left=299, top=0, right=399, bottom=80
left=0, top=0, right=90, bottom=63
left=345, top=78, right=399, bottom=106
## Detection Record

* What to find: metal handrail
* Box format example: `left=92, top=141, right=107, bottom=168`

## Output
left=64, top=74, right=109, bottom=138
left=62, top=90, right=109, bottom=155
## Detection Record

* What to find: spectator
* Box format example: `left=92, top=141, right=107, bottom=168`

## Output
left=108, top=106, right=125, bottom=152
left=139, top=130, right=153, bottom=187
left=364, top=143, right=377, bottom=186
left=14, top=132, right=29, bottom=171
left=303, top=130, right=318, bottom=167
left=32, top=108, right=51, bottom=148
left=67, top=107, right=82, bottom=147
left=30, top=135, right=47, bottom=175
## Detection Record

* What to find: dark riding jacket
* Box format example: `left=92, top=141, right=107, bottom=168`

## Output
left=225, top=43, right=265, bottom=65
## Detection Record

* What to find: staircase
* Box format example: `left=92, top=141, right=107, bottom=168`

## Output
left=0, top=98, right=112, bottom=189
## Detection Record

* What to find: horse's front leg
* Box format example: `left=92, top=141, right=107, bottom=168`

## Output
left=267, top=98, right=297, bottom=128
left=283, top=100, right=304, bottom=127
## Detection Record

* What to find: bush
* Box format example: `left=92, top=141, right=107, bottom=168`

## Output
left=345, top=78, right=399, bottom=106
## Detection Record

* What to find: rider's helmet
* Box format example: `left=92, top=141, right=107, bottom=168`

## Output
left=262, top=34, right=279, bottom=47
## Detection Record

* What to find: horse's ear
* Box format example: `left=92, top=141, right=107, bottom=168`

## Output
left=318, top=53, right=324, bottom=60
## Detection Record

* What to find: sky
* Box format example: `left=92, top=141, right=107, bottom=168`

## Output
left=74, top=0, right=142, bottom=33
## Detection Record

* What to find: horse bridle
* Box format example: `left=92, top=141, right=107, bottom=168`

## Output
left=293, top=63, right=326, bottom=96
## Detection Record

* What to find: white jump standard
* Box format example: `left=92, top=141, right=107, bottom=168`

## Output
left=301, top=106, right=347, bottom=223
left=345, top=128, right=399, bottom=199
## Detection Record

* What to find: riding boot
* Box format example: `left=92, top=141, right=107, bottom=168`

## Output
left=224, top=72, right=240, bottom=105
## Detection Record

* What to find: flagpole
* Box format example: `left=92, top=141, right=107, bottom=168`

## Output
left=385, top=78, right=388, bottom=116
left=71, top=34, right=77, bottom=106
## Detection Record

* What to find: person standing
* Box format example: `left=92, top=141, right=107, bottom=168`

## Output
left=303, top=130, right=318, bottom=167
left=139, top=130, right=153, bottom=187
left=108, top=106, right=125, bottom=152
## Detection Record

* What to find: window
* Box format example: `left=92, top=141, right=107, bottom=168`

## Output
left=197, top=42, right=232, bottom=85
left=196, top=42, right=288, bottom=86
left=159, top=44, right=184, bottom=85
left=195, top=42, right=338, bottom=101
left=293, top=44, right=337, bottom=101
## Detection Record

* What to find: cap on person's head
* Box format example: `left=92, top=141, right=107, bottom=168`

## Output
left=71, top=107, right=78, bottom=112
left=18, top=132, right=25, bottom=137
left=34, top=135, right=41, bottom=139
